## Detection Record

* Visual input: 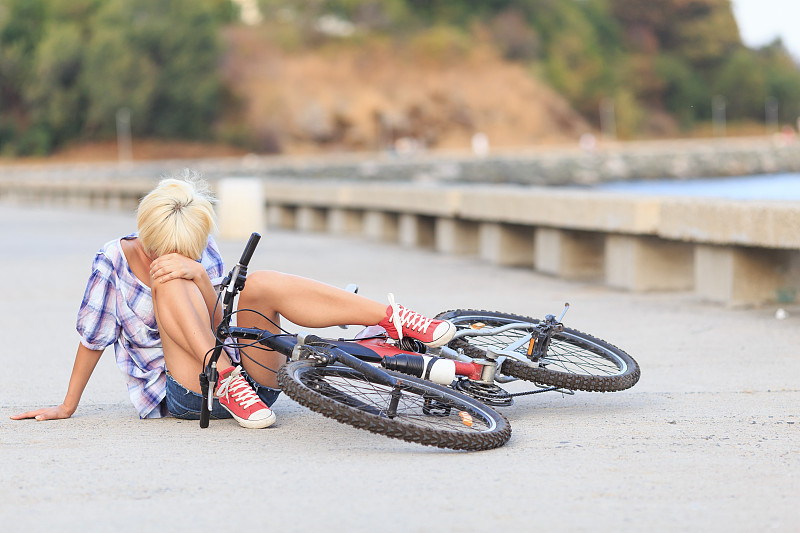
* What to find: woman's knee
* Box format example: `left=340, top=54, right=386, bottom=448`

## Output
left=152, top=276, right=194, bottom=300
left=152, top=278, right=209, bottom=327
left=240, top=270, right=284, bottom=301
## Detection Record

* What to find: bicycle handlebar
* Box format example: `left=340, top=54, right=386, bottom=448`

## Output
left=200, top=232, right=261, bottom=429
left=238, top=232, right=261, bottom=268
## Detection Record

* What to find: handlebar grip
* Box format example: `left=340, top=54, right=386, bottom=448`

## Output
left=302, top=334, right=324, bottom=345
left=199, top=400, right=210, bottom=428
left=238, top=232, right=261, bottom=267
left=199, top=372, right=210, bottom=429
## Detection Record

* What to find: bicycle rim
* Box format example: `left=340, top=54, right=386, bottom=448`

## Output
left=278, top=361, right=511, bottom=451
left=436, top=310, right=640, bottom=392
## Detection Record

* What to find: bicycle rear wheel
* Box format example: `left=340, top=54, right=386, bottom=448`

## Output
left=277, top=360, right=511, bottom=451
left=435, top=309, right=640, bottom=393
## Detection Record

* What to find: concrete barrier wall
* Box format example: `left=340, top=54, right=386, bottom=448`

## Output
left=1, top=176, right=798, bottom=307
left=0, top=177, right=152, bottom=211
left=256, top=179, right=799, bottom=307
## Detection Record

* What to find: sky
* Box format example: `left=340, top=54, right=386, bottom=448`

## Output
left=732, top=0, right=800, bottom=60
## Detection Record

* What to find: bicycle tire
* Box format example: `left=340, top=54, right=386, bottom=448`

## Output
left=435, top=309, right=640, bottom=393
left=277, top=360, right=511, bottom=451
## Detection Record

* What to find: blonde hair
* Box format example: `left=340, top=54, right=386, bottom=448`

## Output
left=136, top=172, right=217, bottom=260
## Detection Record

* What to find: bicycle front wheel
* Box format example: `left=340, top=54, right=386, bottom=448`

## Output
left=435, top=309, right=640, bottom=393
left=277, top=360, right=511, bottom=451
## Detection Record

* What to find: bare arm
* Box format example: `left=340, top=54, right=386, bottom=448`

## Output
left=150, top=253, right=222, bottom=327
left=11, top=343, right=103, bottom=420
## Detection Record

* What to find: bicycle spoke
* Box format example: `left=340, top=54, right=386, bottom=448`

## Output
left=302, top=370, right=494, bottom=433
left=542, top=338, right=624, bottom=375
left=452, top=320, right=624, bottom=377
left=438, top=310, right=639, bottom=393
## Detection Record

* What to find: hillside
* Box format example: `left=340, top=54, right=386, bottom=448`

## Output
left=219, top=26, right=592, bottom=155
left=23, top=25, right=593, bottom=163
left=3, top=0, right=800, bottom=162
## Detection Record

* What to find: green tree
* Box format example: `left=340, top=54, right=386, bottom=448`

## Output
left=536, top=0, right=623, bottom=123
left=714, top=48, right=766, bottom=120
left=84, top=0, right=223, bottom=139
left=655, top=54, right=710, bottom=127
left=673, top=0, right=740, bottom=69
left=27, top=22, right=87, bottom=145
left=0, top=0, right=226, bottom=154
left=759, top=40, right=800, bottom=124
left=404, top=0, right=515, bottom=27
left=0, top=0, right=49, bottom=153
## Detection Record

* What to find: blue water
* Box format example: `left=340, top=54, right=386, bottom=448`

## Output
left=592, top=172, right=800, bottom=200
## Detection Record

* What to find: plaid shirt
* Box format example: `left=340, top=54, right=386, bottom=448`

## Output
left=76, top=233, right=225, bottom=419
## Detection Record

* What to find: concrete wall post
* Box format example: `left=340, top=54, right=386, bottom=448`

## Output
left=435, top=218, right=479, bottom=255
left=479, top=223, right=535, bottom=267
left=217, top=178, right=265, bottom=240
left=605, top=234, right=694, bottom=291
left=296, top=206, right=327, bottom=233
left=328, top=208, right=363, bottom=236
left=399, top=214, right=436, bottom=249
left=364, top=211, right=399, bottom=242
left=535, top=228, right=605, bottom=280
left=267, top=204, right=297, bottom=230
left=695, top=245, right=799, bottom=306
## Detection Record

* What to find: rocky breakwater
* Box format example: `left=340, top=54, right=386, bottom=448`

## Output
left=0, top=136, right=798, bottom=187
left=242, top=136, right=800, bottom=185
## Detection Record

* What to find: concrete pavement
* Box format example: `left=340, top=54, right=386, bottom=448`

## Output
left=1, top=201, right=798, bottom=532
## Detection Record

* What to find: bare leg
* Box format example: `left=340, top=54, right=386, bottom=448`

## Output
left=152, top=277, right=231, bottom=393
left=236, top=270, right=387, bottom=387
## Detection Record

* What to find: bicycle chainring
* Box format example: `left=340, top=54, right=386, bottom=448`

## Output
left=451, top=379, right=514, bottom=407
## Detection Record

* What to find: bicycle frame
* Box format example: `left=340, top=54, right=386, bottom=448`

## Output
left=200, top=233, right=571, bottom=427
left=222, top=317, right=559, bottom=397
left=201, top=232, right=411, bottom=427
left=430, top=305, right=571, bottom=381
left=227, top=327, right=398, bottom=387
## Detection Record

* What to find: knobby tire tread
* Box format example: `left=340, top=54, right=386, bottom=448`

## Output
left=436, top=309, right=641, bottom=393
left=277, top=362, right=511, bottom=451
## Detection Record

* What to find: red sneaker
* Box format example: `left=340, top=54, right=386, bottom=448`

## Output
left=215, top=366, right=276, bottom=429
left=378, top=293, right=456, bottom=348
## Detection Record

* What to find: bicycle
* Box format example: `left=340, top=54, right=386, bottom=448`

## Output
left=200, top=233, right=640, bottom=451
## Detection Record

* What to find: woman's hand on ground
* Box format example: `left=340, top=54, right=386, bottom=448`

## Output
left=150, top=253, right=204, bottom=284
left=10, top=404, right=75, bottom=421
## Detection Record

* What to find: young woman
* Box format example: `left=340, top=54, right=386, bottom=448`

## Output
left=10, top=174, right=455, bottom=429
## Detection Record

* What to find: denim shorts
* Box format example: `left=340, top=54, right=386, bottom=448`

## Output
left=165, top=369, right=281, bottom=420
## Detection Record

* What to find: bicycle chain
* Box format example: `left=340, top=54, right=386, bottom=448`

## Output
left=508, top=387, right=574, bottom=397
